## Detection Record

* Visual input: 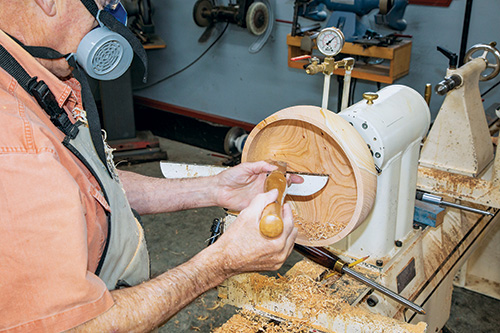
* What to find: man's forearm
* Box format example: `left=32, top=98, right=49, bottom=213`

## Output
left=72, top=245, right=231, bottom=332
left=118, top=170, right=218, bottom=215
left=72, top=189, right=297, bottom=332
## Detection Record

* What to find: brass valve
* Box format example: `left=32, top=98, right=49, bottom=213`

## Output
left=305, top=56, right=355, bottom=76
left=305, top=57, right=330, bottom=75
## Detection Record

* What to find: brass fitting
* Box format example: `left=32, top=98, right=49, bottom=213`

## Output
left=305, top=57, right=327, bottom=75
left=337, top=57, right=355, bottom=71
left=333, top=258, right=346, bottom=273
left=363, top=92, right=379, bottom=105
left=424, top=83, right=432, bottom=105
left=305, top=56, right=355, bottom=76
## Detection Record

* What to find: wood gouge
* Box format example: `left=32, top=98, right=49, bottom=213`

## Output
left=159, top=161, right=328, bottom=197
left=294, top=244, right=426, bottom=315
left=160, top=161, right=329, bottom=238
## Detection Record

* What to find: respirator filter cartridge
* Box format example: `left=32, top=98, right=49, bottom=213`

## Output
left=76, top=26, right=133, bottom=80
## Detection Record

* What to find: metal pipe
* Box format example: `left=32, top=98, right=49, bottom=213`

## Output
left=322, top=74, right=331, bottom=110
left=458, top=0, right=474, bottom=66
left=341, top=69, right=352, bottom=111
left=438, top=200, right=494, bottom=216
left=416, top=191, right=494, bottom=216
left=342, top=265, right=426, bottom=315
left=291, top=0, right=301, bottom=36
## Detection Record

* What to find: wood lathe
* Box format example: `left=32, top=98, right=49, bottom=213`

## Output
left=214, top=42, right=500, bottom=332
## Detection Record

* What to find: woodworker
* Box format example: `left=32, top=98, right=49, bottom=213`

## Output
left=0, top=1, right=299, bottom=331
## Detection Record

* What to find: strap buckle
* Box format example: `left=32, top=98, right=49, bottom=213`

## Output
left=29, top=79, right=79, bottom=139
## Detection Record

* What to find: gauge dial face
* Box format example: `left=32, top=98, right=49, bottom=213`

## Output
left=316, top=27, right=345, bottom=56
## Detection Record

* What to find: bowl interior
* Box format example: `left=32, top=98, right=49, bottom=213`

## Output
left=243, top=119, right=359, bottom=244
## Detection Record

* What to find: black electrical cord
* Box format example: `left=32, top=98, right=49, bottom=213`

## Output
left=481, top=79, right=500, bottom=98
left=350, top=78, right=357, bottom=106
left=134, top=22, right=229, bottom=91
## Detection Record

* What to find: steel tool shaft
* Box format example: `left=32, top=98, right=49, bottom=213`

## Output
left=159, top=161, right=329, bottom=197
left=416, top=191, right=493, bottom=216
left=294, top=244, right=426, bottom=315
left=341, top=266, right=425, bottom=314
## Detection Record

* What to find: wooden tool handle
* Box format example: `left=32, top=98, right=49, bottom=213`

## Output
left=259, top=162, right=287, bottom=238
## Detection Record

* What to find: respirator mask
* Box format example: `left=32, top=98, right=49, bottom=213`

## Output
left=70, top=0, right=139, bottom=81
left=9, top=0, right=147, bottom=81
left=73, top=2, right=132, bottom=80
left=3, top=0, right=148, bottom=175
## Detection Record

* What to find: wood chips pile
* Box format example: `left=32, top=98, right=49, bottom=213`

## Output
left=215, top=260, right=427, bottom=333
left=294, top=214, right=347, bottom=241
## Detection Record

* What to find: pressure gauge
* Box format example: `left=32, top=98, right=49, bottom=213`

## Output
left=316, top=27, right=345, bottom=57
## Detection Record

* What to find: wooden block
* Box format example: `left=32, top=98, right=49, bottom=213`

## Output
left=391, top=41, right=412, bottom=80
left=414, top=200, right=446, bottom=227
left=341, top=42, right=395, bottom=59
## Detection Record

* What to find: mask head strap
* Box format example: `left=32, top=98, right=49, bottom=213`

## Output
left=6, top=33, right=71, bottom=60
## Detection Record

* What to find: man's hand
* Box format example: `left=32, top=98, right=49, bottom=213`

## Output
left=72, top=188, right=297, bottom=332
left=214, top=161, right=303, bottom=212
left=212, top=189, right=298, bottom=274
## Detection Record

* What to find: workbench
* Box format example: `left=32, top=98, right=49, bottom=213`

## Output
left=287, top=35, right=412, bottom=84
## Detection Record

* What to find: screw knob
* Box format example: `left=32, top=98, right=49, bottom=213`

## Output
left=363, top=92, right=379, bottom=105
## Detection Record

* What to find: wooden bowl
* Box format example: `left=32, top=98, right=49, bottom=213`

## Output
left=242, top=106, right=377, bottom=246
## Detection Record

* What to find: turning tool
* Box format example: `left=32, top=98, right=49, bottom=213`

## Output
left=159, top=161, right=329, bottom=197
left=160, top=161, right=328, bottom=239
left=294, top=244, right=426, bottom=315
left=416, top=191, right=494, bottom=216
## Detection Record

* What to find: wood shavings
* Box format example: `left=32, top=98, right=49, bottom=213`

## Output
left=206, top=301, right=223, bottom=311
left=219, top=260, right=427, bottom=333
left=212, top=311, right=263, bottom=333
left=285, top=259, right=327, bottom=279
left=196, top=315, right=209, bottom=321
left=214, top=310, right=310, bottom=333
left=294, top=214, right=347, bottom=242
left=231, top=263, right=348, bottom=320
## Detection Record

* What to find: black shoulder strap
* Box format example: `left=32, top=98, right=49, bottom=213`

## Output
left=0, top=43, right=110, bottom=174
left=0, top=44, right=79, bottom=139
